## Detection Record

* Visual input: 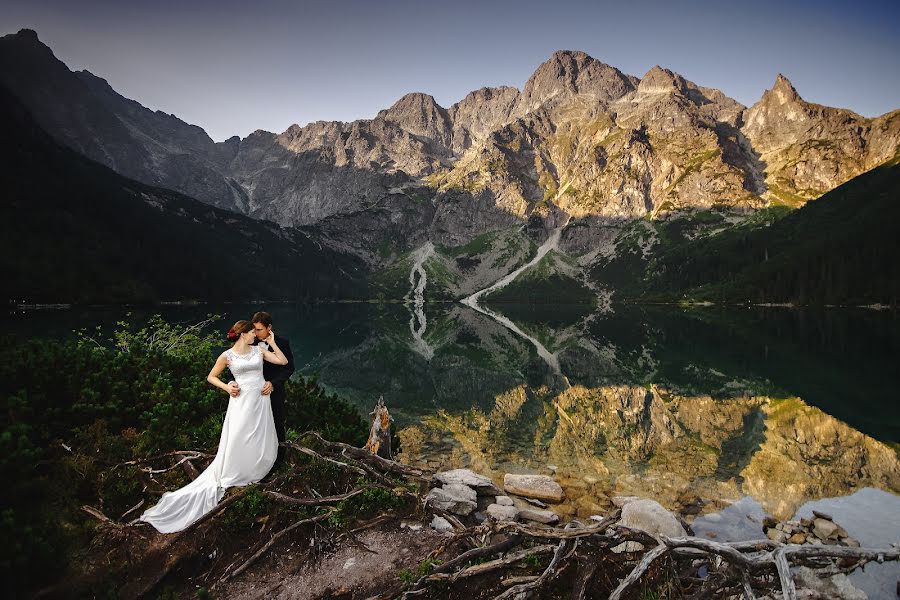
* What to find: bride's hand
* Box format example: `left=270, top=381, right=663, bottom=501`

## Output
left=265, top=331, right=276, bottom=344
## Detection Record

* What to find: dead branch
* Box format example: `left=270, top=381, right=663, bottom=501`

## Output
left=493, top=523, right=578, bottom=600
left=118, top=499, right=145, bottom=521
left=303, top=431, right=425, bottom=478
left=263, top=486, right=373, bottom=506
left=218, top=510, right=334, bottom=583
left=608, top=543, right=668, bottom=600
left=774, top=548, right=797, bottom=600
left=114, top=449, right=214, bottom=469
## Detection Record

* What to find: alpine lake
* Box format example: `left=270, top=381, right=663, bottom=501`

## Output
left=12, top=301, right=900, bottom=597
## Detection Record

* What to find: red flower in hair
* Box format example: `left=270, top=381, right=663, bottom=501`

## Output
left=227, top=327, right=238, bottom=341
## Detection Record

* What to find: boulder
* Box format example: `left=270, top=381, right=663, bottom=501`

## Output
left=425, top=487, right=477, bottom=516
left=495, top=495, right=514, bottom=506
left=519, top=508, right=560, bottom=525
left=486, top=504, right=519, bottom=522
left=503, top=474, right=564, bottom=503
left=613, top=499, right=686, bottom=553
left=612, top=495, right=640, bottom=508
left=433, top=469, right=501, bottom=495
left=620, top=499, right=686, bottom=538
left=442, top=483, right=477, bottom=504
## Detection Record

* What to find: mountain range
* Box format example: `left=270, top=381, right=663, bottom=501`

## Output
left=1, top=28, right=897, bottom=305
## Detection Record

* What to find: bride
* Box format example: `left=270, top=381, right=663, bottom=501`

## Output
left=139, top=319, right=289, bottom=533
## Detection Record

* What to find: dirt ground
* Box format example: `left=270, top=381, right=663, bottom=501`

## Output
left=215, top=524, right=446, bottom=600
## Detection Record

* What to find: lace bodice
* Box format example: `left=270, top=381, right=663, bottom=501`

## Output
left=225, top=345, right=264, bottom=385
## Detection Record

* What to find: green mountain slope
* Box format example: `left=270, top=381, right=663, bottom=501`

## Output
left=0, top=86, right=367, bottom=304
left=593, top=158, right=900, bottom=306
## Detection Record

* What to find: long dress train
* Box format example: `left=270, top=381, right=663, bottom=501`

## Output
left=139, top=345, right=279, bottom=533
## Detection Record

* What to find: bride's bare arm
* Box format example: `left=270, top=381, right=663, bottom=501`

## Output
left=262, top=333, right=289, bottom=365
left=207, top=353, right=240, bottom=395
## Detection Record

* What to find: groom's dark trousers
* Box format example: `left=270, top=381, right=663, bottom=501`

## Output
left=259, top=335, right=295, bottom=462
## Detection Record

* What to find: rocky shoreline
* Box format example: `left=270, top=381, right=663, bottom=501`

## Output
left=422, top=468, right=894, bottom=599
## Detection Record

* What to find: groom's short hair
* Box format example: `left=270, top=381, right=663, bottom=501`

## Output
left=251, top=311, right=273, bottom=327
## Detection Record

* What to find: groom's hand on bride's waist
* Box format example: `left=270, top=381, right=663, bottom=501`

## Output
left=262, top=381, right=273, bottom=396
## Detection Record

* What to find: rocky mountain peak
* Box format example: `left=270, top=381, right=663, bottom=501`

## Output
left=637, top=65, right=689, bottom=96
left=767, top=74, right=802, bottom=105
left=377, top=92, right=451, bottom=146
left=515, top=50, right=635, bottom=115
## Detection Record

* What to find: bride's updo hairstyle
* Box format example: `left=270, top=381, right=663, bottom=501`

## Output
left=227, top=320, right=253, bottom=343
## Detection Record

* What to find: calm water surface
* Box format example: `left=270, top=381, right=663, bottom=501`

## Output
left=10, top=302, right=900, bottom=595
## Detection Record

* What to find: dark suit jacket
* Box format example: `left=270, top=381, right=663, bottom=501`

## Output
left=255, top=335, right=295, bottom=393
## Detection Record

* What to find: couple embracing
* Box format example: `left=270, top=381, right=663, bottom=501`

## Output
left=139, top=311, right=295, bottom=534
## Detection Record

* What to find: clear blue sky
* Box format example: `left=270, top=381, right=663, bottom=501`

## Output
left=3, top=0, right=898, bottom=141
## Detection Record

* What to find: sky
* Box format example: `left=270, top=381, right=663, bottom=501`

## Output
left=2, top=0, right=898, bottom=142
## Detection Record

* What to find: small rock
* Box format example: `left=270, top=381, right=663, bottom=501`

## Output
left=495, top=495, right=514, bottom=506
left=788, top=533, right=806, bottom=544
left=813, top=518, right=839, bottom=540
left=811, top=510, right=833, bottom=521
left=430, top=516, right=453, bottom=532
left=583, top=475, right=600, bottom=485
left=800, top=517, right=813, bottom=528
left=767, top=528, right=788, bottom=543
left=504, top=474, right=564, bottom=503
left=343, top=558, right=356, bottom=570
left=400, top=520, right=423, bottom=531
left=763, top=516, right=778, bottom=529
left=834, top=526, right=849, bottom=539
left=486, top=503, right=519, bottom=522
left=519, top=508, right=560, bottom=525
left=524, top=497, right=548, bottom=508
left=844, top=537, right=860, bottom=548
left=433, top=469, right=501, bottom=495
left=612, top=495, right=641, bottom=508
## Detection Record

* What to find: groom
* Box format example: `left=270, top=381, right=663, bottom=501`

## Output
left=251, top=311, right=295, bottom=467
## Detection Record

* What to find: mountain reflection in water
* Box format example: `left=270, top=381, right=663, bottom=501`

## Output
left=297, top=302, right=900, bottom=522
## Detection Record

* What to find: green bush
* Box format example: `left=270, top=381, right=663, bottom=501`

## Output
left=1, top=314, right=367, bottom=596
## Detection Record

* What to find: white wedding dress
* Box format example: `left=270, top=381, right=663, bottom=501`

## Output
left=139, top=344, right=279, bottom=533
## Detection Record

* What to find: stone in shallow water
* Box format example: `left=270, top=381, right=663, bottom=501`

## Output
left=620, top=499, right=686, bottom=538
left=503, top=474, right=564, bottom=503
left=813, top=517, right=839, bottom=540
left=612, top=499, right=686, bottom=553
left=433, top=469, right=501, bottom=495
